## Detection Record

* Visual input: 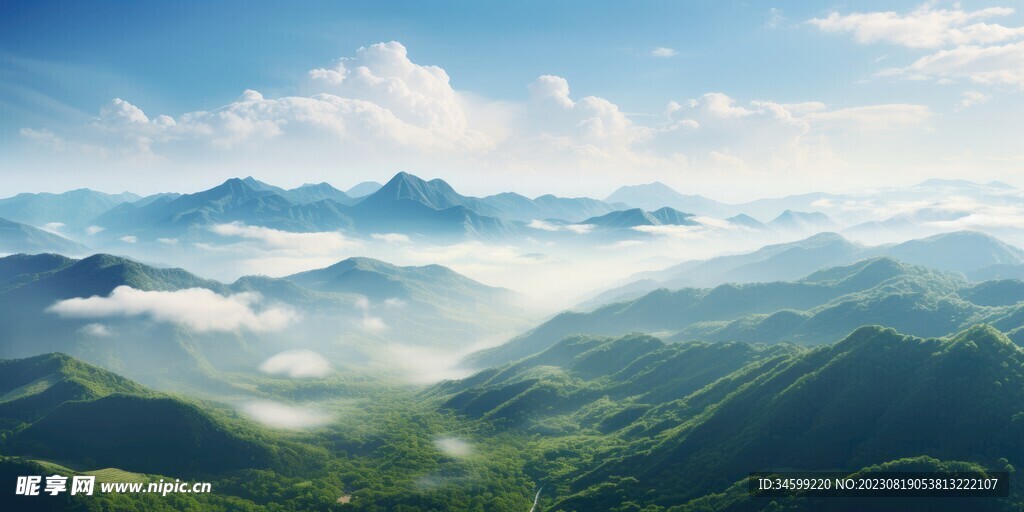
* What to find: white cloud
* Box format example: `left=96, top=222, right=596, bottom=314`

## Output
left=42, top=222, right=64, bottom=233
left=565, top=224, right=595, bottom=234
left=78, top=323, right=112, bottom=337
left=211, top=222, right=361, bottom=254
left=527, top=219, right=561, bottom=231
left=157, top=237, right=179, bottom=245
left=48, top=285, right=296, bottom=332
left=598, top=239, right=645, bottom=250
left=259, top=349, right=331, bottom=378
left=957, top=91, right=992, bottom=110
left=119, top=235, right=137, bottom=243
left=809, top=3, right=1024, bottom=49
left=434, top=437, right=473, bottom=458
left=361, top=315, right=387, bottom=332
left=632, top=224, right=711, bottom=239
left=15, top=40, right=944, bottom=193
left=306, top=41, right=492, bottom=152
left=897, top=40, right=1024, bottom=87
left=809, top=4, right=1024, bottom=88
left=526, top=219, right=593, bottom=234
left=651, top=47, right=678, bottom=58
left=241, top=400, right=331, bottom=429
left=86, top=225, right=105, bottom=235
left=805, top=104, right=932, bottom=129
left=371, top=232, right=412, bottom=243
left=352, top=296, right=388, bottom=333
left=382, top=343, right=478, bottom=384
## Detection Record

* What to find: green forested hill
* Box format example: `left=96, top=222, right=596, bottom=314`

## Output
left=0, top=353, right=151, bottom=424
left=14, top=394, right=275, bottom=475
left=0, top=354, right=274, bottom=476
left=544, top=325, right=1024, bottom=510
left=469, top=257, right=1024, bottom=367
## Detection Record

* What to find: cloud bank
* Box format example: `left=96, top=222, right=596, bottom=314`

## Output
left=48, top=286, right=296, bottom=332
left=18, top=40, right=939, bottom=195
left=811, top=3, right=1024, bottom=88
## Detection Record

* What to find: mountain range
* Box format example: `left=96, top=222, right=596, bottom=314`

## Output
left=0, top=189, right=140, bottom=230
left=1, top=175, right=1020, bottom=254
left=0, top=353, right=276, bottom=477
left=0, top=252, right=530, bottom=388
left=469, top=254, right=1024, bottom=368
left=0, top=217, right=89, bottom=255
left=583, top=230, right=1024, bottom=308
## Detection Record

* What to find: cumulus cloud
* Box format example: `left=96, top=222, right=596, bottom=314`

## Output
left=809, top=3, right=1024, bottom=49
left=957, top=91, right=992, bottom=110
left=42, top=222, right=64, bottom=233
left=241, top=400, right=331, bottom=429
left=810, top=4, right=1024, bottom=88
left=259, top=349, right=331, bottom=378
left=16, top=40, right=941, bottom=191
left=894, top=40, right=1024, bottom=87
left=48, top=286, right=296, bottom=332
left=86, top=225, right=105, bottom=235
left=527, top=74, right=649, bottom=147
left=651, top=47, right=678, bottom=57
left=119, top=235, right=137, bottom=243
left=22, top=42, right=493, bottom=166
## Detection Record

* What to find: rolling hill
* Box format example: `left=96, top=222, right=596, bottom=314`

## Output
left=0, top=217, right=89, bottom=255
left=0, top=252, right=533, bottom=388
left=0, top=352, right=150, bottom=424
left=0, top=189, right=139, bottom=230
left=586, top=230, right=1024, bottom=307
left=468, top=257, right=1024, bottom=367
left=553, top=325, right=1024, bottom=509
left=0, top=353, right=275, bottom=476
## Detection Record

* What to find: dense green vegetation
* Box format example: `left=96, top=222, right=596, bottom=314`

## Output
left=6, top=248, right=1024, bottom=510
left=471, top=257, right=1024, bottom=367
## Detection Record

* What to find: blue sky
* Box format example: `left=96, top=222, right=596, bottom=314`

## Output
left=2, top=0, right=1023, bottom=199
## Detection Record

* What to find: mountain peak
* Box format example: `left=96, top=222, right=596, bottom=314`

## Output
left=361, top=172, right=467, bottom=210
left=346, top=181, right=384, bottom=198
left=604, top=182, right=731, bottom=217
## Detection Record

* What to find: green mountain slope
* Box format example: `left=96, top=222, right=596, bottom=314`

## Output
left=13, top=394, right=274, bottom=475
left=0, top=353, right=150, bottom=424
left=0, top=218, right=89, bottom=255
left=469, top=257, right=997, bottom=367
left=436, top=333, right=800, bottom=432
left=0, top=353, right=275, bottom=478
left=552, top=325, right=1024, bottom=509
